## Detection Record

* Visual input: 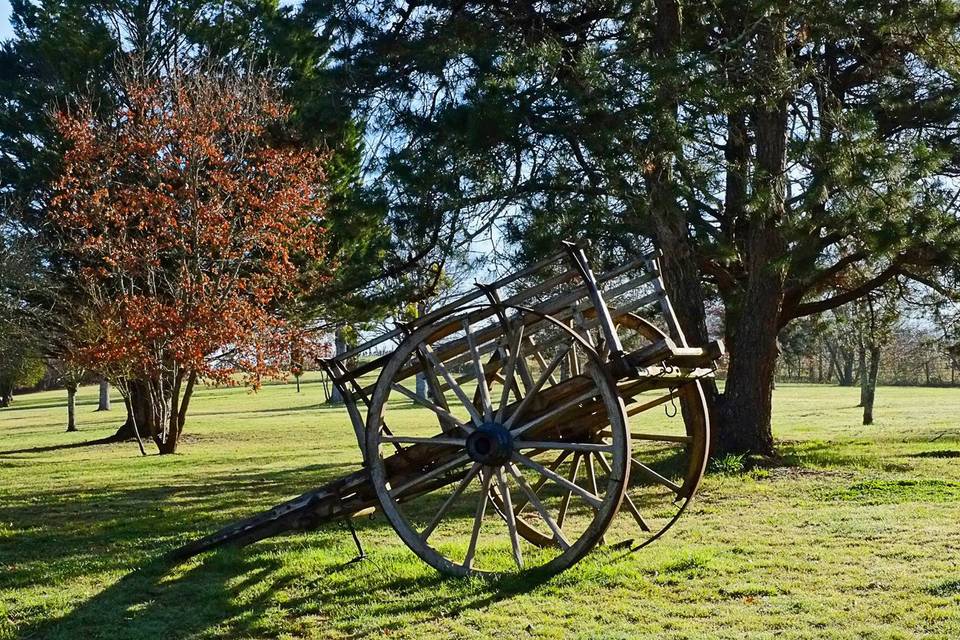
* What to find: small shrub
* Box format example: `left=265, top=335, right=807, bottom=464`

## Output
left=709, top=453, right=746, bottom=475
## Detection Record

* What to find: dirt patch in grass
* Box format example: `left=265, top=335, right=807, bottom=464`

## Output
left=763, top=466, right=853, bottom=481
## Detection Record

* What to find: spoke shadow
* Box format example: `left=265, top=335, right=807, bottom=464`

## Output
left=6, top=458, right=555, bottom=638
left=25, top=546, right=557, bottom=639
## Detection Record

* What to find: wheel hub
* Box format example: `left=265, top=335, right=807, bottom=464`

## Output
left=465, top=423, right=514, bottom=466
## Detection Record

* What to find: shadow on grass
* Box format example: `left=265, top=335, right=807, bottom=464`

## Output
left=0, top=436, right=124, bottom=456
left=909, top=450, right=960, bottom=459
left=0, top=463, right=350, bottom=590
left=5, top=460, right=550, bottom=638
left=24, top=544, right=554, bottom=640
left=777, top=439, right=916, bottom=473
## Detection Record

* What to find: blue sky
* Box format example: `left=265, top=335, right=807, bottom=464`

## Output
left=0, top=0, right=12, bottom=41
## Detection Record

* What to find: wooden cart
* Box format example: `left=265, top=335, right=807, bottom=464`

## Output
left=177, top=242, right=723, bottom=577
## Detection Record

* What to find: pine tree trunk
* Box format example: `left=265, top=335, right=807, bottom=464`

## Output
left=97, top=378, right=111, bottom=411
left=714, top=277, right=782, bottom=457
left=66, top=384, right=78, bottom=432
left=712, top=11, right=788, bottom=458
left=643, top=0, right=721, bottom=419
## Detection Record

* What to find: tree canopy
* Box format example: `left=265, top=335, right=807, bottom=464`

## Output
left=302, top=0, right=960, bottom=455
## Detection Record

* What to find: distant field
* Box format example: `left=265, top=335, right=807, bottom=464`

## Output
left=1, top=376, right=959, bottom=639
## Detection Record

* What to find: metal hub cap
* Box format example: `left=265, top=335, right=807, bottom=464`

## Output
left=465, top=423, right=514, bottom=466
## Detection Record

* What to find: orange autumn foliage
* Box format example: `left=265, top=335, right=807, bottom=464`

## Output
left=50, top=70, right=331, bottom=394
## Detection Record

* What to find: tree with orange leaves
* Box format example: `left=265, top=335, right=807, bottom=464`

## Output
left=50, top=64, right=331, bottom=454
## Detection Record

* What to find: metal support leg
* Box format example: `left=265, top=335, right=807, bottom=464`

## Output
left=344, top=514, right=366, bottom=563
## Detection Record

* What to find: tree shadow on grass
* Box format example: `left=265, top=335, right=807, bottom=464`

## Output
left=25, top=543, right=555, bottom=640
left=6, top=460, right=553, bottom=639
left=0, top=436, right=124, bottom=456
left=0, top=463, right=350, bottom=590
left=909, top=450, right=960, bottom=459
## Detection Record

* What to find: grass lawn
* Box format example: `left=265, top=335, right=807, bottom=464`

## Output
left=1, top=376, right=959, bottom=639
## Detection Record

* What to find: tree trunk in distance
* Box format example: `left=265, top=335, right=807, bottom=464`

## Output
left=107, top=380, right=158, bottom=455
left=320, top=372, right=330, bottom=402
left=0, top=383, right=11, bottom=407
left=328, top=328, right=348, bottom=404
left=66, top=384, right=78, bottom=432
left=862, top=346, right=881, bottom=425
left=857, top=342, right=867, bottom=407
left=97, top=378, right=111, bottom=411
left=841, top=353, right=855, bottom=386
left=414, top=302, right=429, bottom=399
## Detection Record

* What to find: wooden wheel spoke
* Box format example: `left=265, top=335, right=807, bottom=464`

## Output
left=503, top=343, right=572, bottom=429
left=507, top=463, right=571, bottom=550
left=389, top=453, right=472, bottom=498
left=463, top=319, right=494, bottom=422
left=414, top=348, right=458, bottom=433
left=509, top=387, right=600, bottom=439
left=513, top=452, right=602, bottom=509
left=584, top=453, right=605, bottom=544
left=495, top=325, right=525, bottom=423
left=421, top=462, right=482, bottom=541
left=631, top=457, right=683, bottom=495
left=381, top=435, right=467, bottom=447
left=630, top=432, right=692, bottom=444
left=514, top=440, right=613, bottom=453
left=495, top=467, right=524, bottom=569
left=391, top=382, right=472, bottom=434
left=526, top=338, right=558, bottom=387
left=568, top=339, right=582, bottom=377
left=464, top=469, right=494, bottom=569
left=556, top=453, right=582, bottom=528
left=621, top=491, right=652, bottom=532
left=420, top=344, right=485, bottom=426
left=511, top=450, right=571, bottom=516
left=597, top=429, right=692, bottom=444
left=594, top=452, right=651, bottom=532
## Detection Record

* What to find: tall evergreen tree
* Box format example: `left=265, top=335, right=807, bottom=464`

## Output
left=311, top=0, right=960, bottom=456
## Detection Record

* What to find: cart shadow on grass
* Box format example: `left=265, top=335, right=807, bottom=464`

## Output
left=25, top=543, right=567, bottom=639
left=8, top=460, right=561, bottom=639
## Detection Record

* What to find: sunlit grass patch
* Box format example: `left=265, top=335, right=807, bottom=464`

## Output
left=1, top=379, right=959, bottom=639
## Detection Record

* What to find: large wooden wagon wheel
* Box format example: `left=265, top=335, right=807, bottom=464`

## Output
left=482, top=311, right=709, bottom=550
left=364, top=306, right=631, bottom=577
left=604, top=312, right=709, bottom=548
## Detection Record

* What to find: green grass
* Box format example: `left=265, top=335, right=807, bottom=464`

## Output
left=2, top=378, right=959, bottom=639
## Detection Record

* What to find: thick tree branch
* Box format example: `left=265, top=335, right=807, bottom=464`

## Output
left=783, top=263, right=901, bottom=325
